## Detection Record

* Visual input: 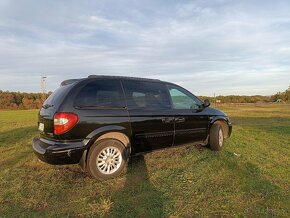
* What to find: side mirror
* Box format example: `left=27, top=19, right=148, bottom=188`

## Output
left=203, top=99, right=210, bottom=108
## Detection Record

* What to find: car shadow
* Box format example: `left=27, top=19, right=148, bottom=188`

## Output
left=109, top=154, right=168, bottom=217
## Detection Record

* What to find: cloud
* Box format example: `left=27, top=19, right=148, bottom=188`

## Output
left=0, top=0, right=289, bottom=95
left=84, top=15, right=135, bottom=30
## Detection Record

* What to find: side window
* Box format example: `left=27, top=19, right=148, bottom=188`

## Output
left=122, top=80, right=171, bottom=110
left=167, top=84, right=202, bottom=109
left=132, top=92, right=146, bottom=107
left=74, top=80, right=125, bottom=108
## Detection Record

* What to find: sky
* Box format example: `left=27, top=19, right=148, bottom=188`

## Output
left=0, top=0, right=289, bottom=96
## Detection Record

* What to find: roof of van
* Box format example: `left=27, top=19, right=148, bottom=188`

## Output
left=61, top=75, right=161, bottom=86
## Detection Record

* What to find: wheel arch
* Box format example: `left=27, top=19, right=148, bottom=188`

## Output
left=210, top=117, right=230, bottom=139
left=79, top=125, right=131, bottom=171
left=94, top=132, right=131, bottom=150
left=86, top=125, right=131, bottom=147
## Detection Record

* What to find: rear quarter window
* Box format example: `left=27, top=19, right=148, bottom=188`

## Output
left=74, top=79, right=125, bottom=108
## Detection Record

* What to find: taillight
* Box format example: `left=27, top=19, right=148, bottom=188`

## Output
left=53, top=112, right=78, bottom=135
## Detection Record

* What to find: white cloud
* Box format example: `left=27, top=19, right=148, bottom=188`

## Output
left=86, top=15, right=134, bottom=30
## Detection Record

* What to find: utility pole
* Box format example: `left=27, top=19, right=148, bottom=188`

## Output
left=41, top=76, right=47, bottom=103
left=214, top=93, right=216, bottom=108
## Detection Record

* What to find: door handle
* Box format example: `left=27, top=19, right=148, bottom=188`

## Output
left=162, top=117, right=174, bottom=123
left=175, top=117, right=185, bottom=123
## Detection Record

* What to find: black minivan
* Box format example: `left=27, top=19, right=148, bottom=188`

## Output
left=33, top=75, right=232, bottom=180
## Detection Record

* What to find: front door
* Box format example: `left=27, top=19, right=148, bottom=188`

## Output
left=167, top=84, right=209, bottom=146
left=122, top=80, right=174, bottom=153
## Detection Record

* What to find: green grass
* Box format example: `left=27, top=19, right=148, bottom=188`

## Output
left=0, top=105, right=289, bottom=217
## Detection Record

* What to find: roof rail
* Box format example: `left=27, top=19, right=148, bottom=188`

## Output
left=87, top=75, right=161, bottom=82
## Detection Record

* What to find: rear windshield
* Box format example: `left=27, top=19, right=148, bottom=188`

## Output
left=43, top=84, right=72, bottom=107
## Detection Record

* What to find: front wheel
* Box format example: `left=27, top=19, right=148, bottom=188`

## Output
left=209, top=123, right=224, bottom=151
left=86, top=139, right=128, bottom=180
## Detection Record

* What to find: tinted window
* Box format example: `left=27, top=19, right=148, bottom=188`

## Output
left=122, top=80, right=171, bottom=110
left=74, top=80, right=125, bottom=108
left=43, top=84, right=72, bottom=107
left=167, top=84, right=202, bottom=109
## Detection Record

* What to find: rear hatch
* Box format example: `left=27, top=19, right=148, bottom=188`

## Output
left=38, top=83, right=75, bottom=139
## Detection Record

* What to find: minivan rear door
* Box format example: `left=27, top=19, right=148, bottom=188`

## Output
left=122, top=80, right=174, bottom=153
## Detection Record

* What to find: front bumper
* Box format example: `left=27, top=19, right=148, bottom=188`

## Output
left=32, top=137, right=86, bottom=165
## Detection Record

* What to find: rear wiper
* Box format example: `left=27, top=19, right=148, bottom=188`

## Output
left=42, top=104, right=54, bottom=109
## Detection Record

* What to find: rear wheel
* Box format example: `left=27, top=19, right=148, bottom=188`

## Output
left=86, top=139, right=128, bottom=180
left=209, top=123, right=224, bottom=151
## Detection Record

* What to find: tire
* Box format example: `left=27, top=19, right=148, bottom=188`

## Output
left=86, top=139, right=128, bottom=180
left=209, top=123, right=224, bottom=151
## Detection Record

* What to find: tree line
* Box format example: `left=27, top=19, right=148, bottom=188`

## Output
left=0, top=91, right=51, bottom=110
left=0, top=86, right=289, bottom=110
left=201, top=87, right=290, bottom=103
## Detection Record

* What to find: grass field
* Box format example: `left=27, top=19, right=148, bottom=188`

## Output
left=0, top=104, right=289, bottom=217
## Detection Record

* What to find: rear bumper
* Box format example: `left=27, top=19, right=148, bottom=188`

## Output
left=32, top=137, right=86, bottom=165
